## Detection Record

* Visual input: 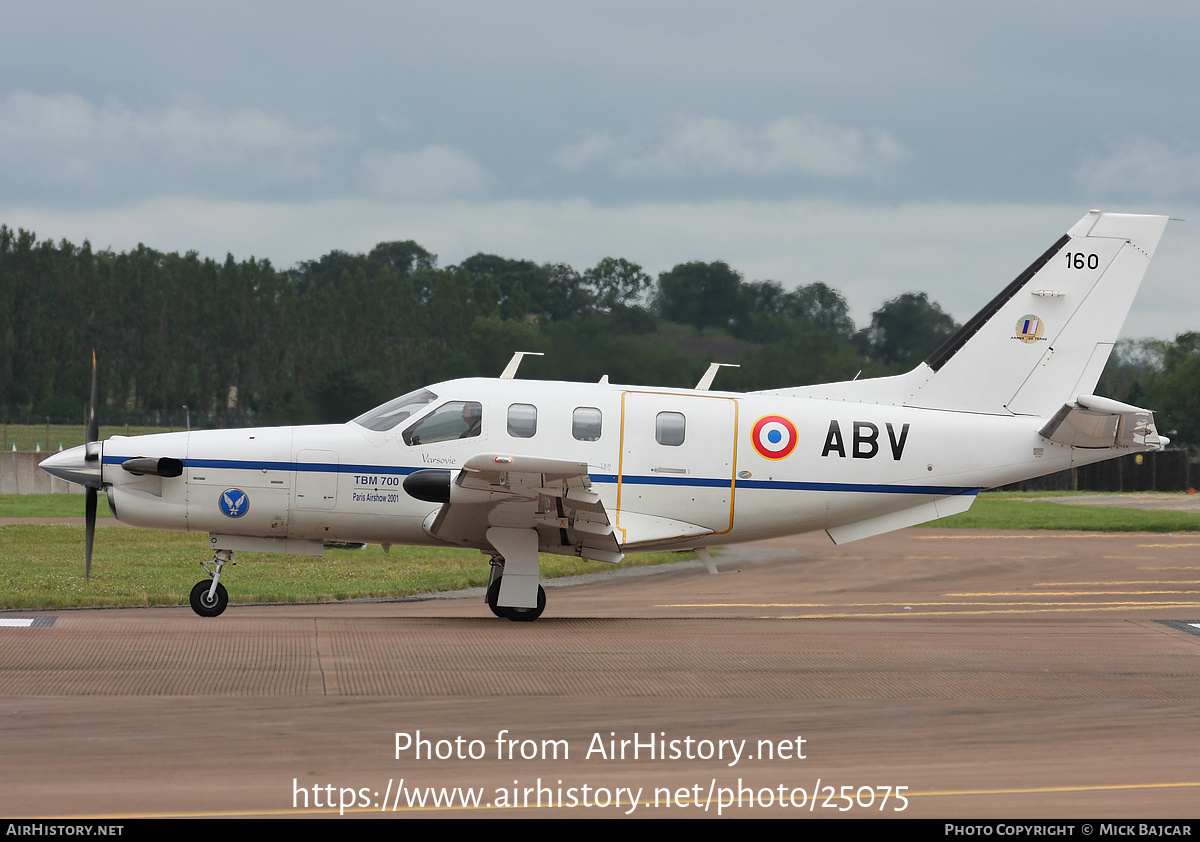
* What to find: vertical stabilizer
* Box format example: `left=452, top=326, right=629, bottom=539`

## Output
left=905, top=211, right=1168, bottom=416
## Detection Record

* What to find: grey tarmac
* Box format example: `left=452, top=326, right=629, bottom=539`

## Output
left=2, top=528, right=1199, bottom=818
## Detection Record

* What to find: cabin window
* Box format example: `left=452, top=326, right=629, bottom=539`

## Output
left=572, top=407, right=602, bottom=441
left=353, top=389, right=438, bottom=431
left=656, top=411, right=685, bottom=446
left=507, top=403, right=537, bottom=438
left=402, top=401, right=482, bottom=445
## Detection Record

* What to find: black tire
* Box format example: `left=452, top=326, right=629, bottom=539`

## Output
left=485, top=579, right=546, bottom=622
left=485, top=577, right=506, bottom=618
left=190, top=580, right=228, bottom=617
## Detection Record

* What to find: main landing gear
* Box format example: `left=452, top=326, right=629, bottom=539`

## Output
left=485, top=555, right=546, bottom=622
left=190, top=549, right=234, bottom=617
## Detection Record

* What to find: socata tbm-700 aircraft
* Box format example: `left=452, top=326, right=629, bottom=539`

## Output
left=42, top=211, right=1171, bottom=621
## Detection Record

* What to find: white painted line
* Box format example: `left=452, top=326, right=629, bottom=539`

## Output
left=0, top=619, right=35, bottom=627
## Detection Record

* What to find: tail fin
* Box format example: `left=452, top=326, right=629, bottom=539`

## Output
left=787, top=211, right=1169, bottom=417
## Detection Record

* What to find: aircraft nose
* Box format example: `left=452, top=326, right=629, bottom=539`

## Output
left=39, top=442, right=103, bottom=488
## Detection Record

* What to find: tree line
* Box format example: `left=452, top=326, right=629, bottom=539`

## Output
left=1095, top=337, right=1200, bottom=452
left=2, top=224, right=1195, bottom=448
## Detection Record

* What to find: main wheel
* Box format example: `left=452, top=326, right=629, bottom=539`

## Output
left=190, top=580, right=229, bottom=617
left=485, top=579, right=546, bottom=622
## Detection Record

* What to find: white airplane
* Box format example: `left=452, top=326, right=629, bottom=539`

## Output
left=42, top=210, right=1172, bottom=621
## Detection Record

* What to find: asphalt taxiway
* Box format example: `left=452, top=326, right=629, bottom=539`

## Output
left=2, top=528, right=1199, bottom=818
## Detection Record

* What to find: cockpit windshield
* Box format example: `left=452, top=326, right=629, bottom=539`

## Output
left=352, top=389, right=438, bottom=432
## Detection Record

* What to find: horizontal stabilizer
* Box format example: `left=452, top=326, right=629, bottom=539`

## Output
left=1039, top=395, right=1167, bottom=450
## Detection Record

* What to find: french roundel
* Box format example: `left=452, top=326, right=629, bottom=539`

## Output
left=752, top=415, right=797, bottom=460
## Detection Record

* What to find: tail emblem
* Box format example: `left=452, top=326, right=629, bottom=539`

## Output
left=1014, top=314, right=1045, bottom=344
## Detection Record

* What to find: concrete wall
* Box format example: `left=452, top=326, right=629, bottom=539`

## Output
left=0, top=451, right=83, bottom=495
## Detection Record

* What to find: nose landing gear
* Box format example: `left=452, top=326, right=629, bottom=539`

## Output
left=190, top=549, right=234, bottom=617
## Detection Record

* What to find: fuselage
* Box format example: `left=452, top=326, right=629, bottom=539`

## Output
left=81, top=376, right=1109, bottom=557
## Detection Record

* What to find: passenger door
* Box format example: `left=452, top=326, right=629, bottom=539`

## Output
left=616, top=391, right=738, bottom=535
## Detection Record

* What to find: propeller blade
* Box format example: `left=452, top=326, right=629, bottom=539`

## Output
left=86, top=350, right=99, bottom=449
left=85, top=487, right=96, bottom=582
left=85, top=351, right=99, bottom=581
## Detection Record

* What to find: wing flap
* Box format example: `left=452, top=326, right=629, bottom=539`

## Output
left=427, top=454, right=624, bottom=562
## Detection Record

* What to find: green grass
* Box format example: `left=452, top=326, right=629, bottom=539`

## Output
left=0, top=518, right=692, bottom=610
left=0, top=494, right=113, bottom=518
left=0, top=423, right=206, bottom=452
left=919, top=491, right=1200, bottom=532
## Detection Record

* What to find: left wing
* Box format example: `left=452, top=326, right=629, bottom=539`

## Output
left=411, top=454, right=624, bottom=563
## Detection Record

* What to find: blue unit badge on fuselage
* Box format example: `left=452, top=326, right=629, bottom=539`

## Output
left=219, top=488, right=250, bottom=518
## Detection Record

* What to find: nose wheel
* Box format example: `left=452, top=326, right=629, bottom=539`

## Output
left=190, top=580, right=228, bottom=617
left=190, top=549, right=234, bottom=617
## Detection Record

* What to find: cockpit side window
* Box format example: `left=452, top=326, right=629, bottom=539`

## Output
left=403, top=401, right=482, bottom=445
left=353, top=389, right=438, bottom=432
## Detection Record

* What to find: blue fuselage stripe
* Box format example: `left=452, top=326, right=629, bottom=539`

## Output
left=104, top=455, right=978, bottom=497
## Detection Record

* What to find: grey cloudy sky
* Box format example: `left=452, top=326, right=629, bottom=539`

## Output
left=3, top=1, right=1199, bottom=337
